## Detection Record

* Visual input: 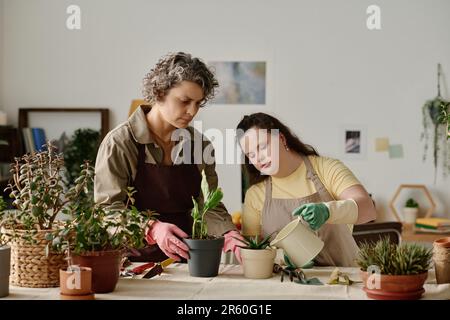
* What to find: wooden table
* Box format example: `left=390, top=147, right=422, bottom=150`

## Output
left=402, top=223, right=450, bottom=244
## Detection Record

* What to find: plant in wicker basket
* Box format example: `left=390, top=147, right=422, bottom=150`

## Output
left=1, top=142, right=92, bottom=288
left=47, top=164, right=157, bottom=293
left=357, top=237, right=433, bottom=300
left=0, top=196, right=11, bottom=297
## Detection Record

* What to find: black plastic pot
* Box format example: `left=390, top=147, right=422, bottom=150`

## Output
left=0, top=245, right=11, bottom=298
left=183, top=237, right=224, bottom=277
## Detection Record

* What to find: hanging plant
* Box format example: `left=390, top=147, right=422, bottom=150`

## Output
left=421, top=63, right=450, bottom=182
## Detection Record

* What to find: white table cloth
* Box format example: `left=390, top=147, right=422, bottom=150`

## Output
left=5, top=263, right=450, bottom=300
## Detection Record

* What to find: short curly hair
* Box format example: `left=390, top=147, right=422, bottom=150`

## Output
left=142, top=52, right=219, bottom=107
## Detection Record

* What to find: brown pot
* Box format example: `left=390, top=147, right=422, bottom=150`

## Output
left=360, top=271, right=428, bottom=300
left=434, top=237, right=450, bottom=249
left=433, top=238, right=450, bottom=284
left=60, top=267, right=93, bottom=296
left=60, top=292, right=95, bottom=300
left=71, top=250, right=123, bottom=293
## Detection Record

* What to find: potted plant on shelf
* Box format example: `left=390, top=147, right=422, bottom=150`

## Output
left=1, top=142, right=90, bottom=288
left=48, top=163, right=157, bottom=293
left=237, top=233, right=276, bottom=279
left=403, top=198, right=419, bottom=224
left=183, top=172, right=225, bottom=277
left=357, top=237, right=433, bottom=300
left=0, top=196, right=11, bottom=297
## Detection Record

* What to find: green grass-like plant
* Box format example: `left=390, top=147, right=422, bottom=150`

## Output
left=356, top=237, right=432, bottom=275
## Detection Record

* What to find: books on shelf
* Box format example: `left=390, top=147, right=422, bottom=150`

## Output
left=415, top=217, right=450, bottom=234
left=21, top=127, right=47, bottom=153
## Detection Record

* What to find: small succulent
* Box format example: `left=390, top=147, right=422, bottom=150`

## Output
left=356, top=237, right=432, bottom=275
left=236, top=233, right=274, bottom=250
left=405, top=198, right=419, bottom=208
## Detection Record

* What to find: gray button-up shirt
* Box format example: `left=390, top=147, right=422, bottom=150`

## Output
left=94, top=105, right=236, bottom=236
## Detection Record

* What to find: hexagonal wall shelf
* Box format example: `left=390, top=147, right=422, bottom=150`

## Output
left=389, top=184, right=436, bottom=222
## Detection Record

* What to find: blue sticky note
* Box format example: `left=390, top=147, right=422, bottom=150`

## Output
left=389, top=145, right=404, bottom=159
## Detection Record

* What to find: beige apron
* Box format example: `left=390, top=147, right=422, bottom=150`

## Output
left=261, top=156, right=359, bottom=267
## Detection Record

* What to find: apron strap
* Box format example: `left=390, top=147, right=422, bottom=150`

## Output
left=302, top=155, right=334, bottom=202
left=263, top=177, right=273, bottom=211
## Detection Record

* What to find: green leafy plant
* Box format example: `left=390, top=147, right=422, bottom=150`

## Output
left=1, top=143, right=91, bottom=243
left=47, top=163, right=157, bottom=257
left=438, top=100, right=450, bottom=140
left=63, top=128, right=100, bottom=186
left=191, top=171, right=223, bottom=240
left=0, top=196, right=7, bottom=247
left=356, top=237, right=432, bottom=275
left=405, top=198, right=419, bottom=208
left=421, top=64, right=450, bottom=182
left=235, top=233, right=274, bottom=250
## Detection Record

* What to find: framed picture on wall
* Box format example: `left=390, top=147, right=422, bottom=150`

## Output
left=339, top=125, right=367, bottom=160
left=208, top=61, right=267, bottom=105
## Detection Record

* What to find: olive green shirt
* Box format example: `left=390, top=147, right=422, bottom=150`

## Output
left=94, top=105, right=236, bottom=236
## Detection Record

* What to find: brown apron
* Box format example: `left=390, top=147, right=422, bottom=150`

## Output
left=261, top=156, right=359, bottom=267
left=129, top=143, right=201, bottom=262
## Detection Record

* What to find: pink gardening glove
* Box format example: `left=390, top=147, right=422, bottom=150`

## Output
left=145, top=221, right=190, bottom=262
left=223, top=230, right=245, bottom=264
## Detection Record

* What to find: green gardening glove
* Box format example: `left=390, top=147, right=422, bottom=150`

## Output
left=292, top=203, right=330, bottom=231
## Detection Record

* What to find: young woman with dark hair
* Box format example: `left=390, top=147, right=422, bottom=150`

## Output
left=237, top=113, right=377, bottom=267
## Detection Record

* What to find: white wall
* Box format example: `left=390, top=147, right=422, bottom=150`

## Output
left=1, top=0, right=449, bottom=220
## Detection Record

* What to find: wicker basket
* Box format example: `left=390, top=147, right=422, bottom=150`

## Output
left=7, top=229, right=66, bottom=288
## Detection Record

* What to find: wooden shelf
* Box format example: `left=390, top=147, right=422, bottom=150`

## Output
left=18, top=107, right=110, bottom=140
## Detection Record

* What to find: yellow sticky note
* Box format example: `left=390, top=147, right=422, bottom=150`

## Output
left=375, top=138, right=389, bottom=152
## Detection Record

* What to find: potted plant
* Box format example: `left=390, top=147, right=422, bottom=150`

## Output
left=403, top=198, right=419, bottom=224
left=59, top=246, right=94, bottom=300
left=237, top=233, right=276, bottom=279
left=0, top=196, right=10, bottom=297
left=63, top=128, right=100, bottom=187
left=48, top=163, right=157, bottom=293
left=1, top=142, right=89, bottom=288
left=357, top=237, right=433, bottom=300
left=183, top=172, right=225, bottom=277
left=421, top=64, right=450, bottom=182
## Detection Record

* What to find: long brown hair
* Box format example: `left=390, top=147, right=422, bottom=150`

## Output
left=236, top=113, right=319, bottom=186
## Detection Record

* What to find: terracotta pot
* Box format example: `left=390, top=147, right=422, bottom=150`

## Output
left=360, top=271, right=428, bottom=300
left=240, top=248, right=276, bottom=279
left=433, top=239, right=450, bottom=284
left=60, top=292, right=95, bottom=300
left=0, top=245, right=11, bottom=298
left=184, top=237, right=224, bottom=277
left=434, top=237, right=450, bottom=249
left=71, top=250, right=123, bottom=293
left=60, top=267, right=93, bottom=296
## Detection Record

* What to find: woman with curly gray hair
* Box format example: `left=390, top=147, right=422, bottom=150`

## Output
left=94, top=52, right=244, bottom=263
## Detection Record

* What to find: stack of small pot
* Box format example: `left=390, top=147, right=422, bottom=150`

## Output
left=60, top=266, right=95, bottom=300
left=433, top=237, right=450, bottom=284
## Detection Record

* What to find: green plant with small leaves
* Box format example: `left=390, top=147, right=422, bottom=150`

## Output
left=1, top=142, right=93, bottom=243
left=63, top=128, right=100, bottom=187
left=0, top=196, right=7, bottom=247
left=356, top=237, right=432, bottom=275
left=47, top=165, right=158, bottom=256
left=236, top=233, right=274, bottom=250
left=191, top=171, right=224, bottom=240
left=421, top=64, right=450, bottom=181
left=405, top=198, right=419, bottom=208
